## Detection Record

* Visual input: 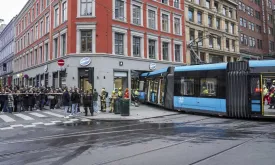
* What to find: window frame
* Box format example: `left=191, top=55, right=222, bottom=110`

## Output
left=147, top=34, right=159, bottom=60
left=161, top=10, right=171, bottom=33
left=131, top=31, right=144, bottom=58
left=147, top=5, right=158, bottom=30
left=131, top=1, right=143, bottom=26
left=173, top=14, right=182, bottom=35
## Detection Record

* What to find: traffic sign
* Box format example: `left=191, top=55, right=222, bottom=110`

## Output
left=57, top=59, right=65, bottom=66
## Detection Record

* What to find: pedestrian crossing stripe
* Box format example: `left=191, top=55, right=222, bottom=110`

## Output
left=43, top=111, right=64, bottom=118
left=14, top=114, right=34, bottom=120
left=0, top=115, right=16, bottom=122
left=29, top=112, right=47, bottom=118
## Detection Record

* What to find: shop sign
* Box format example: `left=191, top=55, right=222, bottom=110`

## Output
left=80, top=57, right=91, bottom=66
left=44, top=65, right=48, bottom=72
left=149, top=63, right=156, bottom=70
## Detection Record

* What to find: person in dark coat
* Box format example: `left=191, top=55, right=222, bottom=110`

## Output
left=70, top=88, right=80, bottom=117
left=83, top=90, right=93, bottom=116
left=62, top=88, right=70, bottom=118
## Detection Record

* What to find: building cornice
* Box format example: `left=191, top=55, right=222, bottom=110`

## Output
left=15, top=0, right=35, bottom=24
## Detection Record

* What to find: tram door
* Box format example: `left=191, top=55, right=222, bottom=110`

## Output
left=261, top=74, right=275, bottom=116
left=250, top=76, right=262, bottom=116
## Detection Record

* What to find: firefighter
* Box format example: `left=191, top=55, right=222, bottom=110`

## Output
left=100, top=88, right=107, bottom=112
left=110, top=91, right=117, bottom=113
left=118, top=88, right=123, bottom=98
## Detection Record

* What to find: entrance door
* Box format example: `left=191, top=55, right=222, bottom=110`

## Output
left=262, top=74, right=275, bottom=116
left=80, top=77, right=92, bottom=92
left=249, top=75, right=262, bottom=115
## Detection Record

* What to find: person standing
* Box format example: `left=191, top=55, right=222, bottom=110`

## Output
left=70, top=88, right=80, bottom=117
left=7, top=90, right=14, bottom=113
left=83, top=90, right=93, bottom=116
left=62, top=88, right=70, bottom=118
left=100, top=88, right=107, bottom=112
left=93, top=89, right=99, bottom=113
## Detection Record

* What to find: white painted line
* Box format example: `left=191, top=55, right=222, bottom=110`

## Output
left=14, top=114, right=34, bottom=121
left=44, top=123, right=56, bottom=126
left=10, top=124, right=24, bottom=128
left=63, top=121, right=74, bottom=124
left=0, top=115, right=16, bottom=122
left=43, top=111, right=64, bottom=118
left=81, top=119, right=91, bottom=122
left=23, top=125, right=36, bottom=128
left=0, top=127, right=13, bottom=130
left=29, top=112, right=47, bottom=118
left=69, top=119, right=79, bottom=122
left=32, top=122, right=44, bottom=125
left=51, top=121, right=62, bottom=123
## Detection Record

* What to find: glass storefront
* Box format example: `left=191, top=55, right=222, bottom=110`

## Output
left=79, top=68, right=93, bottom=92
left=114, top=71, right=128, bottom=91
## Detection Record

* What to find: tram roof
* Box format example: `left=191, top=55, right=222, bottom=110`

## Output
left=174, top=63, right=227, bottom=72
left=140, top=67, right=168, bottom=77
left=249, top=60, right=275, bottom=67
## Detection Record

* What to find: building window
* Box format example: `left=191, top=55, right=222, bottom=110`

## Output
left=217, top=37, right=221, bottom=49
left=208, top=15, right=212, bottom=27
left=270, top=41, right=274, bottom=51
left=162, top=42, right=169, bottom=60
left=30, top=51, right=33, bottom=66
left=232, top=40, right=235, bottom=51
left=148, top=39, right=156, bottom=59
left=36, top=3, right=39, bottom=16
left=132, top=36, right=141, bottom=57
left=45, top=43, right=49, bottom=62
left=148, top=9, right=156, bottom=29
left=205, top=0, right=210, bottom=8
left=162, top=13, right=169, bottom=32
left=230, top=23, right=234, bottom=34
left=46, top=0, right=50, bottom=6
left=162, top=0, right=168, bottom=4
left=175, top=44, right=181, bottom=62
left=225, top=21, right=228, bottom=32
left=40, top=46, right=43, bottom=63
left=189, top=28, right=195, bottom=41
left=40, top=0, right=44, bottom=11
left=28, top=12, right=31, bottom=24
left=174, top=0, right=180, bottom=8
left=222, top=6, right=226, bottom=16
left=228, top=9, right=232, bottom=18
left=32, top=8, right=35, bottom=20
left=54, top=7, right=59, bottom=27
left=198, top=31, right=203, bottom=46
left=174, top=17, right=181, bottom=35
left=45, top=15, right=50, bottom=33
left=35, top=49, right=38, bottom=65
left=244, top=35, right=248, bottom=45
left=209, top=36, right=213, bottom=48
left=115, top=0, right=125, bottom=21
left=197, top=11, right=202, bottom=24
left=195, top=0, right=200, bottom=5
left=81, top=0, right=93, bottom=16
left=115, top=33, right=124, bottom=55
left=26, top=54, right=29, bottom=67
left=216, top=18, right=220, bottom=29
left=61, top=34, right=67, bottom=56
left=62, top=1, right=67, bottom=22
left=81, top=31, right=92, bottom=53
left=188, top=8, right=194, bottom=22
left=240, top=18, right=243, bottom=26
left=243, top=19, right=247, bottom=28
left=226, top=38, right=229, bottom=50
left=40, top=21, right=43, bottom=37
left=54, top=38, right=58, bottom=58
left=35, top=25, right=38, bottom=40
left=132, top=5, right=141, bottom=25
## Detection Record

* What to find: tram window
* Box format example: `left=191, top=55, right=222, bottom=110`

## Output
left=181, top=78, right=195, bottom=96
left=200, top=78, right=217, bottom=97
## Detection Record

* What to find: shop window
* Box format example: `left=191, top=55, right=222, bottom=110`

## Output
left=200, top=78, right=217, bottom=97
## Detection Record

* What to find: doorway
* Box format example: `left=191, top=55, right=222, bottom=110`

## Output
left=78, top=68, right=93, bottom=92
left=114, top=71, right=128, bottom=91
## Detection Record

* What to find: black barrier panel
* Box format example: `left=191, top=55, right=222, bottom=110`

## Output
left=164, top=66, right=174, bottom=110
left=226, top=61, right=250, bottom=118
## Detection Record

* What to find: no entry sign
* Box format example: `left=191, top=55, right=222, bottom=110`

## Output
left=57, top=59, right=65, bottom=66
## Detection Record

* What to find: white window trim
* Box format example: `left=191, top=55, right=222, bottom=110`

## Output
left=160, top=10, right=171, bottom=33
left=161, top=38, right=171, bottom=61
left=147, top=34, right=159, bottom=60
left=147, top=5, right=158, bottom=30
left=112, top=27, right=128, bottom=55
left=45, top=14, right=50, bottom=34
left=61, top=0, right=68, bottom=22
left=77, top=0, right=96, bottom=17
left=130, top=31, right=144, bottom=58
left=76, top=25, right=96, bottom=53
left=112, top=0, right=127, bottom=22
left=173, top=14, right=182, bottom=36
left=174, top=40, right=183, bottom=62
left=54, top=5, right=59, bottom=28
left=131, top=1, right=143, bottom=26
left=40, top=20, right=44, bottom=37
left=35, top=24, right=39, bottom=40
left=173, top=0, right=181, bottom=9
left=60, top=28, right=68, bottom=56
left=44, top=39, right=49, bottom=62
left=53, top=37, right=59, bottom=59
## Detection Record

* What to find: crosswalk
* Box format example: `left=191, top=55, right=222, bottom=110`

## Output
left=0, top=110, right=92, bottom=131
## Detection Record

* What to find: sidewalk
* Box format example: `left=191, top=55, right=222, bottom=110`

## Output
left=80, top=105, right=180, bottom=121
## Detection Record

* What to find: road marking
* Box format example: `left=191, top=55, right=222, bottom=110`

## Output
left=51, top=121, right=62, bottom=123
left=43, top=111, right=64, bottom=118
left=23, top=125, right=36, bottom=128
left=81, top=119, right=91, bottom=122
left=32, top=122, right=44, bottom=125
left=10, top=124, right=24, bottom=128
left=63, top=121, right=74, bottom=124
left=0, top=115, right=16, bottom=122
left=69, top=119, right=79, bottom=122
left=44, top=123, right=55, bottom=126
left=29, top=112, right=47, bottom=118
left=0, top=127, right=13, bottom=130
left=14, top=114, right=34, bottom=120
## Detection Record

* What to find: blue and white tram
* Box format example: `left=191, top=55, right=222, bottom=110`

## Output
left=140, top=60, right=275, bottom=119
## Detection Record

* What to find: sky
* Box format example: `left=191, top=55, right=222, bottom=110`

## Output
left=0, top=0, right=28, bottom=24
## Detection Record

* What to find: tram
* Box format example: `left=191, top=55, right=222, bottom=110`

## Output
left=139, top=60, right=275, bottom=119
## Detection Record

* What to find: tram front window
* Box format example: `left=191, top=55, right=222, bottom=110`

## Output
left=262, top=77, right=275, bottom=116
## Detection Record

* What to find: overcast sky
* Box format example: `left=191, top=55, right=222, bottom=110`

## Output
left=0, top=0, right=28, bottom=24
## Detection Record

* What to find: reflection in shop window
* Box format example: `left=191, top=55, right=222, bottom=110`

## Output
left=200, top=78, right=217, bottom=96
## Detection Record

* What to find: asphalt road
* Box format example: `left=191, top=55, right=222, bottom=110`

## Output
left=0, top=114, right=275, bottom=165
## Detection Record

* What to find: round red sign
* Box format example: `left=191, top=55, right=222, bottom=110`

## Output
left=57, top=59, right=65, bottom=66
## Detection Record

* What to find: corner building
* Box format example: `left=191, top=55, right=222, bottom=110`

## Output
left=13, top=0, right=186, bottom=93
left=185, top=0, right=240, bottom=64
